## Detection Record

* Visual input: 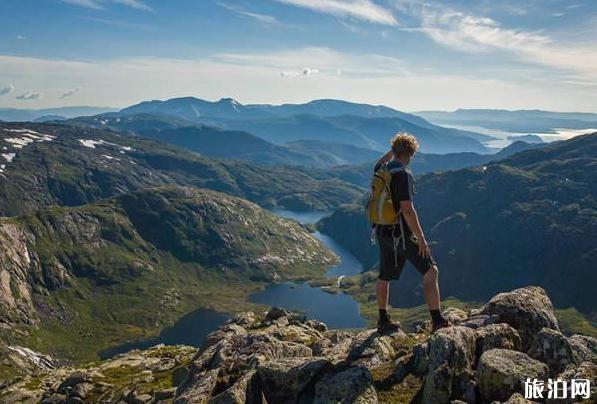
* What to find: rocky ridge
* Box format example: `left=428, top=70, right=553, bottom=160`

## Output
left=0, top=286, right=595, bottom=403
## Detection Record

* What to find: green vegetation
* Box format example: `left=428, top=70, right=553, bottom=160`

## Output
left=0, top=185, right=335, bottom=362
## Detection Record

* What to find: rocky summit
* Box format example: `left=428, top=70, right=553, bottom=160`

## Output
left=0, top=286, right=595, bottom=403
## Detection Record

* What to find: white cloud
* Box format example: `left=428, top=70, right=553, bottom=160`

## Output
left=0, top=84, right=14, bottom=96
left=16, top=35, right=26, bottom=40
left=60, top=88, right=81, bottom=99
left=392, top=2, right=597, bottom=82
left=60, top=0, right=152, bottom=11
left=275, top=0, right=398, bottom=26
left=16, top=91, right=43, bottom=100
left=216, top=2, right=279, bottom=25
left=1, top=52, right=596, bottom=112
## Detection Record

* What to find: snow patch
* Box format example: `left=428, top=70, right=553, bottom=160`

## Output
left=78, top=139, right=104, bottom=148
left=2, top=153, right=15, bottom=162
left=4, top=137, right=34, bottom=148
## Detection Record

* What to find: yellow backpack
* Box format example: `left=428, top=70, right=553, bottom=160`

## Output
left=365, top=163, right=405, bottom=225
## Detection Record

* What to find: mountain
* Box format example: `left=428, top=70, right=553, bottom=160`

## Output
left=0, top=122, right=363, bottom=216
left=318, top=133, right=597, bottom=316
left=0, top=106, right=118, bottom=122
left=0, top=186, right=336, bottom=360
left=222, top=114, right=489, bottom=153
left=2, top=287, right=595, bottom=403
left=309, top=140, right=545, bottom=189
left=63, top=114, right=382, bottom=168
left=284, top=140, right=381, bottom=166
left=119, top=97, right=493, bottom=153
left=415, top=109, right=597, bottom=133
left=121, top=97, right=433, bottom=125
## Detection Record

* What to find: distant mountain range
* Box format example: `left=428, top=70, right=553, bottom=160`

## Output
left=415, top=109, right=597, bottom=133
left=64, top=114, right=381, bottom=168
left=0, top=106, right=117, bottom=122
left=117, top=97, right=492, bottom=154
left=318, top=132, right=597, bottom=316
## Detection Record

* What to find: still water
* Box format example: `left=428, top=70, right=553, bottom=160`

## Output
left=100, top=210, right=366, bottom=358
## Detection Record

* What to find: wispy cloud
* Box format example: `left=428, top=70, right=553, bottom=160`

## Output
left=16, top=91, right=43, bottom=100
left=16, top=35, right=27, bottom=40
left=392, top=2, right=597, bottom=81
left=216, top=1, right=279, bottom=25
left=60, top=88, right=80, bottom=99
left=281, top=67, right=320, bottom=77
left=77, top=15, right=154, bottom=30
left=0, top=84, right=14, bottom=96
left=60, top=0, right=152, bottom=11
left=275, top=0, right=398, bottom=26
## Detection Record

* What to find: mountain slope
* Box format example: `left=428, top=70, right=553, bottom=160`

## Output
left=119, top=97, right=492, bottom=152
left=318, top=133, right=597, bottom=316
left=0, top=186, right=335, bottom=360
left=0, top=122, right=363, bottom=216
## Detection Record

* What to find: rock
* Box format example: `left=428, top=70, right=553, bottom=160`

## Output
left=174, top=368, right=219, bottom=404
left=130, top=393, right=153, bottom=403
left=503, top=392, right=537, bottom=403
left=70, top=382, right=95, bottom=399
left=480, top=286, right=559, bottom=350
left=265, top=307, right=291, bottom=321
left=154, top=387, right=177, bottom=401
left=476, top=323, right=522, bottom=355
left=313, top=366, right=378, bottom=404
left=347, top=330, right=398, bottom=370
left=442, top=307, right=468, bottom=324
left=528, top=328, right=575, bottom=374
left=567, top=334, right=597, bottom=364
left=172, top=366, right=190, bottom=387
left=422, top=326, right=477, bottom=403
left=305, top=319, right=327, bottom=332
left=410, top=341, right=429, bottom=377
left=476, top=349, right=549, bottom=402
left=41, top=393, right=68, bottom=404
left=228, top=312, right=257, bottom=328
left=207, top=370, right=261, bottom=404
left=460, top=314, right=499, bottom=329
left=258, top=357, right=330, bottom=403
left=202, top=323, right=247, bottom=350
left=548, top=361, right=596, bottom=404
left=57, top=371, right=91, bottom=393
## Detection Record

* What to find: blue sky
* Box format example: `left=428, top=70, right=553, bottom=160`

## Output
left=1, top=0, right=596, bottom=111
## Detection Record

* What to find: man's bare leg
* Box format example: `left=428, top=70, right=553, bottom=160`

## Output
left=423, top=265, right=450, bottom=330
left=376, top=279, right=389, bottom=310
left=422, top=265, right=440, bottom=310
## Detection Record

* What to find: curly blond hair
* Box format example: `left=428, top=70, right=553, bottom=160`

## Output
left=390, top=132, right=419, bottom=157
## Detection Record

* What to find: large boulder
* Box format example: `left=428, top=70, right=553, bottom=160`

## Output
left=421, top=326, right=477, bottom=403
left=548, top=361, right=597, bottom=404
left=567, top=334, right=597, bottom=364
left=528, top=328, right=575, bottom=375
left=258, top=357, right=330, bottom=403
left=475, top=323, right=522, bottom=356
left=480, top=286, right=559, bottom=350
left=347, top=330, right=399, bottom=370
left=313, top=366, right=378, bottom=404
left=174, top=368, right=219, bottom=404
left=476, top=348, right=549, bottom=402
left=207, top=370, right=261, bottom=404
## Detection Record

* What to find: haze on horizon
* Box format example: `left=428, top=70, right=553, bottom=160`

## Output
left=1, top=0, right=597, bottom=112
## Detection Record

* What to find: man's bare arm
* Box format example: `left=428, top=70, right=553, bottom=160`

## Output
left=400, top=200, right=431, bottom=258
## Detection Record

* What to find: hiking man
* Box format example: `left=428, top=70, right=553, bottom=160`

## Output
left=368, top=132, right=450, bottom=334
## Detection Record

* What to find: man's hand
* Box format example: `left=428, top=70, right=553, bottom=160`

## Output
left=418, top=238, right=431, bottom=259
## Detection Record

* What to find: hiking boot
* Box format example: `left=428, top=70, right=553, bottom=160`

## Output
left=431, top=319, right=452, bottom=333
left=377, top=316, right=401, bottom=334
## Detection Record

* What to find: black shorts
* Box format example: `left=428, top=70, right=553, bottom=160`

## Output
left=376, top=225, right=436, bottom=281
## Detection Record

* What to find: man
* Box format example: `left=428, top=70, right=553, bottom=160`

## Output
left=373, top=132, right=450, bottom=334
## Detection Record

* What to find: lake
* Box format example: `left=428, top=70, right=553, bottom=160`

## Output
left=99, top=209, right=366, bottom=358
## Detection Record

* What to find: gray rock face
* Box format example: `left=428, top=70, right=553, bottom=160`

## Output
left=476, top=323, right=522, bottom=355
left=528, top=328, right=575, bottom=375
left=476, top=349, right=549, bottom=402
left=480, top=286, right=559, bottom=351
left=258, top=357, right=330, bottom=403
left=421, top=326, right=477, bottom=404
left=313, top=366, right=378, bottom=404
